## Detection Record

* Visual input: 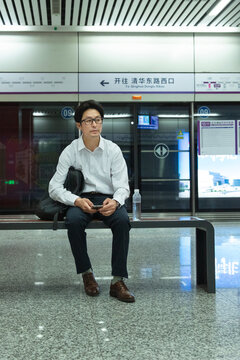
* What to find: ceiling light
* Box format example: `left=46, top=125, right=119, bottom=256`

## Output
left=104, top=114, right=132, bottom=118
left=209, top=0, right=231, bottom=16
left=157, top=114, right=189, bottom=118
left=194, top=113, right=220, bottom=117
left=33, top=112, right=47, bottom=116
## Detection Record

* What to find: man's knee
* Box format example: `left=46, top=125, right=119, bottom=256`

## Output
left=65, top=207, right=88, bottom=227
left=111, top=207, right=130, bottom=229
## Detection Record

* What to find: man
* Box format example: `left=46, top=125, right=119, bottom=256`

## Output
left=49, top=100, right=135, bottom=303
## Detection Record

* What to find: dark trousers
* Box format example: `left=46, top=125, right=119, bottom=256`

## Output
left=65, top=194, right=131, bottom=278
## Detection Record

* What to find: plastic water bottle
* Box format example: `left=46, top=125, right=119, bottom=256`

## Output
left=132, top=189, right=141, bottom=221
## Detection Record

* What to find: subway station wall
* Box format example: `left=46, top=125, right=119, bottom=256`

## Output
left=0, top=32, right=239, bottom=102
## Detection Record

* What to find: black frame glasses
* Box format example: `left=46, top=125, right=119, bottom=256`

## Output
left=81, top=116, right=103, bottom=125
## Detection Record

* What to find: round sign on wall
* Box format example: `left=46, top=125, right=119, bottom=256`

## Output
left=154, top=143, right=169, bottom=159
left=198, top=106, right=210, bottom=118
left=61, top=106, right=75, bottom=120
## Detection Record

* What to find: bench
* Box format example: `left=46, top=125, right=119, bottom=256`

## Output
left=0, top=215, right=215, bottom=293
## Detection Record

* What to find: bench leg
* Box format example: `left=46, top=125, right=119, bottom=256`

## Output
left=196, top=227, right=216, bottom=293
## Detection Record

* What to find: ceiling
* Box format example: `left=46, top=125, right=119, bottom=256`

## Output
left=0, top=0, right=239, bottom=32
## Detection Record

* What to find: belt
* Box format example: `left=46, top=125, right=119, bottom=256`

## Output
left=81, top=192, right=112, bottom=197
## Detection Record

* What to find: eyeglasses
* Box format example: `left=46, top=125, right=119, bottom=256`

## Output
left=81, top=116, right=103, bottom=126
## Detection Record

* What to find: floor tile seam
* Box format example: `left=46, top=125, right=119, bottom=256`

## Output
left=216, top=289, right=240, bottom=308
left=85, top=298, right=106, bottom=360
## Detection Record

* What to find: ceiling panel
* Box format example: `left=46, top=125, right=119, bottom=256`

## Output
left=120, top=0, right=139, bottom=26
left=0, top=0, right=239, bottom=31
left=166, top=1, right=191, bottom=26
left=130, top=0, right=150, bottom=26
left=188, top=0, right=216, bottom=26
left=211, top=1, right=240, bottom=26
left=108, top=0, right=124, bottom=26
left=14, top=1, right=27, bottom=25
left=72, top=0, right=81, bottom=26
left=5, top=0, right=18, bottom=25
left=32, top=0, right=41, bottom=25
left=136, top=0, right=159, bottom=26
left=79, top=0, right=89, bottom=26
left=87, top=0, right=98, bottom=25
left=143, top=0, right=165, bottom=26
left=152, top=0, right=173, bottom=26
left=101, top=0, right=118, bottom=26
left=160, top=0, right=184, bottom=26
left=0, top=0, right=11, bottom=25
left=64, top=0, right=72, bottom=26
left=173, top=1, right=199, bottom=26
left=22, top=0, right=34, bottom=26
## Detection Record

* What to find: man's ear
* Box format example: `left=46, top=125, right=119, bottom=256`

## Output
left=76, top=122, right=81, bottom=130
left=76, top=122, right=82, bottom=137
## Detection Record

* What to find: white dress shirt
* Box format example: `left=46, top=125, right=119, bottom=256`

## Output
left=49, top=135, right=130, bottom=206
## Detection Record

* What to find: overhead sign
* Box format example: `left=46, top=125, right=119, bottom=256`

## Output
left=195, top=73, right=240, bottom=93
left=154, top=143, right=169, bottom=159
left=78, top=73, right=194, bottom=94
left=0, top=73, right=78, bottom=94
left=1, top=72, right=239, bottom=94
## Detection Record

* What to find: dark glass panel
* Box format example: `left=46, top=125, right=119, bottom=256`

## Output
left=137, top=103, right=190, bottom=212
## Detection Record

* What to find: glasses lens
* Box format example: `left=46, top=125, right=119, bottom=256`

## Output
left=95, top=116, right=102, bottom=123
left=82, top=116, right=103, bottom=125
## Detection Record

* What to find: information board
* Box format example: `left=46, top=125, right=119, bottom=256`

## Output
left=238, top=120, right=240, bottom=155
left=198, top=120, right=236, bottom=155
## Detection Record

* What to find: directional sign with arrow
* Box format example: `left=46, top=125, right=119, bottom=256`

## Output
left=154, top=143, right=169, bottom=159
left=100, top=80, right=109, bottom=87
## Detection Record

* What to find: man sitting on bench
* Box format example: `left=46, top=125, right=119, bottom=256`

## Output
left=49, top=100, right=135, bottom=303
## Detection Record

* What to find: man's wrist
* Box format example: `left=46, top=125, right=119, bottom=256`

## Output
left=114, top=200, right=121, bottom=209
left=74, top=197, right=81, bottom=206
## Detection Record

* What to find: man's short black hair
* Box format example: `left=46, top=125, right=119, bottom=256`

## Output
left=74, top=100, right=104, bottom=123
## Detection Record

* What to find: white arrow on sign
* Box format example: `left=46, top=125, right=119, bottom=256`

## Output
left=154, top=143, right=169, bottom=159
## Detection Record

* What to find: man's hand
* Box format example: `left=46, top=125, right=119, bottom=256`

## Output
left=74, top=197, right=97, bottom=214
left=99, top=198, right=119, bottom=217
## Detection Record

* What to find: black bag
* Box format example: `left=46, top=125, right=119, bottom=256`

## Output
left=35, top=166, right=84, bottom=230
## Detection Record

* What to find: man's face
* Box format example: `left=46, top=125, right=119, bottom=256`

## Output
left=76, top=108, right=103, bottom=139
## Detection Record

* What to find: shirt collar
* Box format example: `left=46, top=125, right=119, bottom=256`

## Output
left=78, top=135, right=104, bottom=151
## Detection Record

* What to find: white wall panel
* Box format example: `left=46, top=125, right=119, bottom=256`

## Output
left=195, top=93, right=240, bottom=101
left=0, top=34, right=78, bottom=72
left=0, top=94, right=78, bottom=102
left=78, top=34, right=194, bottom=72
left=195, top=34, right=240, bottom=72
left=78, top=93, right=194, bottom=102
left=0, top=32, right=239, bottom=102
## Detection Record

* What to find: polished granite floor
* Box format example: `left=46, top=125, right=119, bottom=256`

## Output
left=0, top=223, right=240, bottom=360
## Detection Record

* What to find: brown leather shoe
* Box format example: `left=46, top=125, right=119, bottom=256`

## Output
left=110, top=280, right=135, bottom=303
left=82, top=272, right=100, bottom=296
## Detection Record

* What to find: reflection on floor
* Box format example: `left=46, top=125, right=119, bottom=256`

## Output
left=0, top=223, right=240, bottom=360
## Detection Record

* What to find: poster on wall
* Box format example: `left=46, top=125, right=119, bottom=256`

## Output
left=198, top=120, right=236, bottom=155
left=238, top=121, right=240, bottom=155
